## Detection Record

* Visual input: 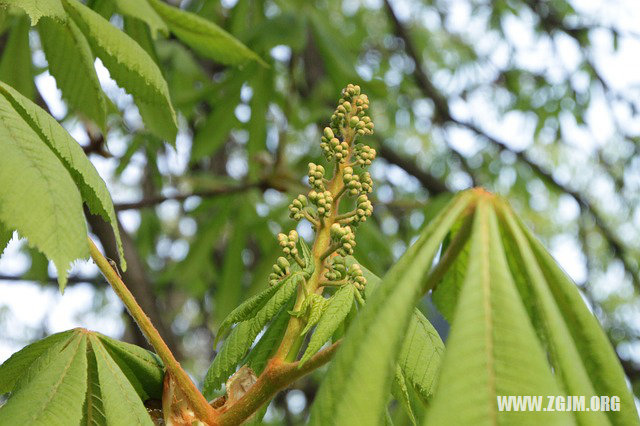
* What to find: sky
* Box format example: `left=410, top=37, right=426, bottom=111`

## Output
left=1, top=0, right=640, bottom=373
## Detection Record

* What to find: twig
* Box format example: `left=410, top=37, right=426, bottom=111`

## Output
left=88, top=237, right=218, bottom=424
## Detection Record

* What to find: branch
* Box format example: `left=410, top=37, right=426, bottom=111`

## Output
left=383, top=0, right=640, bottom=289
left=114, top=181, right=264, bottom=211
left=217, top=342, right=340, bottom=425
left=0, top=274, right=103, bottom=285
left=376, top=143, right=449, bottom=195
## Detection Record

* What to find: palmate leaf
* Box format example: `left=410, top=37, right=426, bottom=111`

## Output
left=38, top=16, right=107, bottom=129
left=61, top=0, right=177, bottom=142
left=203, top=273, right=301, bottom=397
left=147, top=0, right=266, bottom=67
left=0, top=222, right=12, bottom=256
left=309, top=192, right=475, bottom=426
left=498, top=202, right=638, bottom=425
left=0, top=329, right=162, bottom=426
left=0, top=89, right=87, bottom=289
left=0, top=82, right=125, bottom=273
left=425, top=199, right=570, bottom=425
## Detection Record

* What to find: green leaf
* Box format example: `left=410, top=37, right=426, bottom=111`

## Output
left=88, top=334, right=155, bottom=426
left=309, top=191, right=475, bottom=426
left=355, top=259, right=445, bottom=402
left=147, top=0, right=266, bottom=66
left=246, top=297, right=296, bottom=375
left=498, top=202, right=635, bottom=425
left=82, top=342, right=107, bottom=425
left=111, top=0, right=168, bottom=38
left=432, top=234, right=469, bottom=322
left=300, top=284, right=354, bottom=365
left=0, top=0, right=66, bottom=24
left=0, top=329, right=75, bottom=394
left=0, top=334, right=88, bottom=425
left=392, top=366, right=417, bottom=426
left=425, top=200, right=570, bottom=425
left=0, top=15, right=35, bottom=99
left=0, top=82, right=126, bottom=271
left=0, top=221, right=13, bottom=256
left=97, top=333, right=165, bottom=400
left=524, top=228, right=638, bottom=425
left=203, top=273, right=300, bottom=397
left=38, top=17, right=107, bottom=129
left=398, top=308, right=444, bottom=402
left=0, top=90, right=87, bottom=289
left=216, top=282, right=281, bottom=346
left=62, top=0, right=177, bottom=142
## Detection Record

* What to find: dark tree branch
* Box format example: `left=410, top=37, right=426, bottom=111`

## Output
left=383, top=0, right=639, bottom=289
left=114, top=181, right=264, bottom=211
left=0, top=274, right=104, bottom=285
left=376, top=143, right=448, bottom=195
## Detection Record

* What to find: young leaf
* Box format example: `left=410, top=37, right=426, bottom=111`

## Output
left=0, top=82, right=126, bottom=270
left=216, top=282, right=281, bottom=346
left=96, top=333, right=165, bottom=400
left=246, top=298, right=296, bottom=375
left=309, top=191, right=475, bottom=426
left=0, top=329, right=75, bottom=394
left=0, top=334, right=88, bottom=425
left=0, top=15, right=35, bottom=99
left=82, top=343, right=107, bottom=425
left=499, top=202, right=636, bottom=425
left=216, top=217, right=250, bottom=324
left=354, top=258, right=445, bottom=402
left=38, top=17, right=107, bottom=129
left=392, top=366, right=417, bottom=426
left=88, top=335, right=155, bottom=426
left=0, top=92, right=87, bottom=289
left=432, top=230, right=470, bottom=322
left=203, top=273, right=300, bottom=397
left=147, top=0, right=266, bottom=66
left=0, top=0, right=66, bottom=24
left=299, top=284, right=354, bottom=365
left=61, top=0, right=178, bottom=142
left=425, top=200, right=571, bottom=425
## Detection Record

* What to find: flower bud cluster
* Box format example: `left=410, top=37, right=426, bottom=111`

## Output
left=320, top=127, right=350, bottom=162
left=308, top=190, right=333, bottom=218
left=323, top=257, right=366, bottom=291
left=308, top=163, right=326, bottom=190
left=354, top=194, right=373, bottom=224
left=288, top=195, right=308, bottom=221
left=354, top=144, right=376, bottom=167
left=347, top=263, right=366, bottom=290
left=343, top=168, right=374, bottom=197
left=324, top=256, right=347, bottom=281
left=277, top=230, right=299, bottom=257
left=330, top=224, right=356, bottom=256
left=269, top=256, right=291, bottom=286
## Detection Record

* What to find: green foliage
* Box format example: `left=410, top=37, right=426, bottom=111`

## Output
left=0, top=82, right=124, bottom=287
left=37, top=16, right=107, bottom=128
left=299, top=284, right=354, bottom=365
left=0, top=329, right=163, bottom=426
left=61, top=0, right=177, bottom=142
left=310, top=192, right=474, bottom=425
left=147, top=0, right=266, bottom=66
left=0, top=15, right=34, bottom=99
left=203, top=273, right=301, bottom=397
left=1, top=0, right=66, bottom=24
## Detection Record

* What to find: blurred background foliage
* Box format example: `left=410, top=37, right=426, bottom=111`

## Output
left=1, top=0, right=639, bottom=421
